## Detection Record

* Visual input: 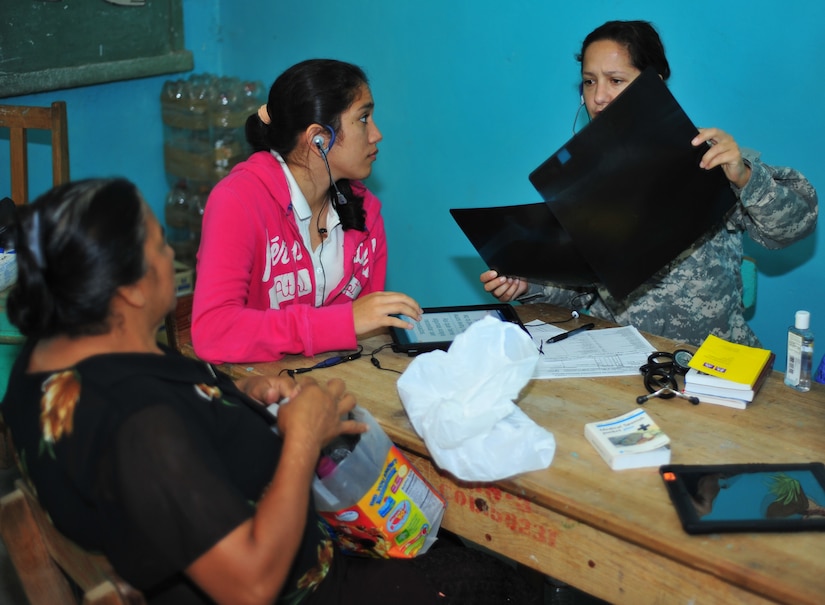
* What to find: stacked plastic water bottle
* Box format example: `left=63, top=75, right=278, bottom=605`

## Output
left=160, top=74, right=265, bottom=267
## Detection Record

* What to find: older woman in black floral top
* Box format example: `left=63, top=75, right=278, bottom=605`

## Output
left=1, top=178, right=539, bottom=605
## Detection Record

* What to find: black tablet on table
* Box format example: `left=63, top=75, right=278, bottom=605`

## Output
left=660, top=462, right=825, bottom=534
left=389, top=303, right=525, bottom=356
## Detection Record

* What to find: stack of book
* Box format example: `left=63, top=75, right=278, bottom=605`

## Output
left=683, top=334, right=775, bottom=409
left=584, top=409, right=671, bottom=470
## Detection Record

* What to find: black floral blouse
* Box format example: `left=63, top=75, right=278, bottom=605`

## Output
left=1, top=343, right=333, bottom=605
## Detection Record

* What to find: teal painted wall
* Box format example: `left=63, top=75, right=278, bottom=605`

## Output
left=2, top=0, right=822, bottom=370
left=217, top=0, right=824, bottom=368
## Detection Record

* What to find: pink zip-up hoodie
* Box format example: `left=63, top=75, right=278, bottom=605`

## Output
left=191, top=151, right=387, bottom=363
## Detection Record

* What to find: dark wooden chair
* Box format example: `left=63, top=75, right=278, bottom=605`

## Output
left=163, top=292, right=194, bottom=354
left=0, top=101, right=71, bottom=469
left=0, top=479, right=146, bottom=605
left=0, top=101, right=70, bottom=206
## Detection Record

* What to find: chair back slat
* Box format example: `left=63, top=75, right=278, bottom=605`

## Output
left=0, top=101, right=70, bottom=205
left=0, top=479, right=146, bottom=605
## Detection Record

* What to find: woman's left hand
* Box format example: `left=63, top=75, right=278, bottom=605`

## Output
left=235, top=375, right=299, bottom=405
left=692, top=127, right=751, bottom=188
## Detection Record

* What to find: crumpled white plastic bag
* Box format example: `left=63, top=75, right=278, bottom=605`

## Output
left=397, top=315, right=556, bottom=481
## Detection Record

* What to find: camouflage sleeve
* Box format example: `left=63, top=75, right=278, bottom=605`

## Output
left=732, top=154, right=818, bottom=249
left=517, top=281, right=595, bottom=308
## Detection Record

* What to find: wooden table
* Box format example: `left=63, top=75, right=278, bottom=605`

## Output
left=195, top=304, right=825, bottom=605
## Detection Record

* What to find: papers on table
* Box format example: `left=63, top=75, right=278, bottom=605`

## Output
left=524, top=320, right=656, bottom=379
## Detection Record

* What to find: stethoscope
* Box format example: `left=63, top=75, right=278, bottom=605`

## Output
left=637, top=350, right=700, bottom=405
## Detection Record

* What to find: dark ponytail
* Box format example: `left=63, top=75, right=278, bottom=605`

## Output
left=6, top=178, right=147, bottom=339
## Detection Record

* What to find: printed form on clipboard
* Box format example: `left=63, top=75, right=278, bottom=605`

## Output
left=524, top=321, right=656, bottom=379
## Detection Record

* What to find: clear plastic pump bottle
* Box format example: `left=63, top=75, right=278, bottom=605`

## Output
left=785, top=310, right=814, bottom=392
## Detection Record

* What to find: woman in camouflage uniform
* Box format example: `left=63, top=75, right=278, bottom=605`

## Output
left=481, top=20, right=817, bottom=347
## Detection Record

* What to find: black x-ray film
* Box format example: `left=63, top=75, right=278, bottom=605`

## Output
left=528, top=67, right=736, bottom=299
left=452, top=68, right=736, bottom=300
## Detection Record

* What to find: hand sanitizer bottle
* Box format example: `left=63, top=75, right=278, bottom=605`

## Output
left=785, top=310, right=813, bottom=392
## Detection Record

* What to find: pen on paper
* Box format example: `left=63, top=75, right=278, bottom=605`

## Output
left=546, top=322, right=596, bottom=344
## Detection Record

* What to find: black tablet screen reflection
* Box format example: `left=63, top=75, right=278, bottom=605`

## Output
left=684, top=470, right=825, bottom=521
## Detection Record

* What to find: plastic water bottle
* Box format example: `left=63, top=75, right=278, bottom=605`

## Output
left=164, top=182, right=195, bottom=267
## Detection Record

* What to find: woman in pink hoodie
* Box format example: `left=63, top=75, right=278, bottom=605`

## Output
left=192, top=59, right=421, bottom=363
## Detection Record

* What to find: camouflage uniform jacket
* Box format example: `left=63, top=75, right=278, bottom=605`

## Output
left=519, top=151, right=818, bottom=346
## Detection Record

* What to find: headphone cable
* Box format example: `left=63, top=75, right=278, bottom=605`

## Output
left=318, top=146, right=348, bottom=207
left=571, top=100, right=587, bottom=135
left=370, top=343, right=402, bottom=374
left=281, top=345, right=364, bottom=377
